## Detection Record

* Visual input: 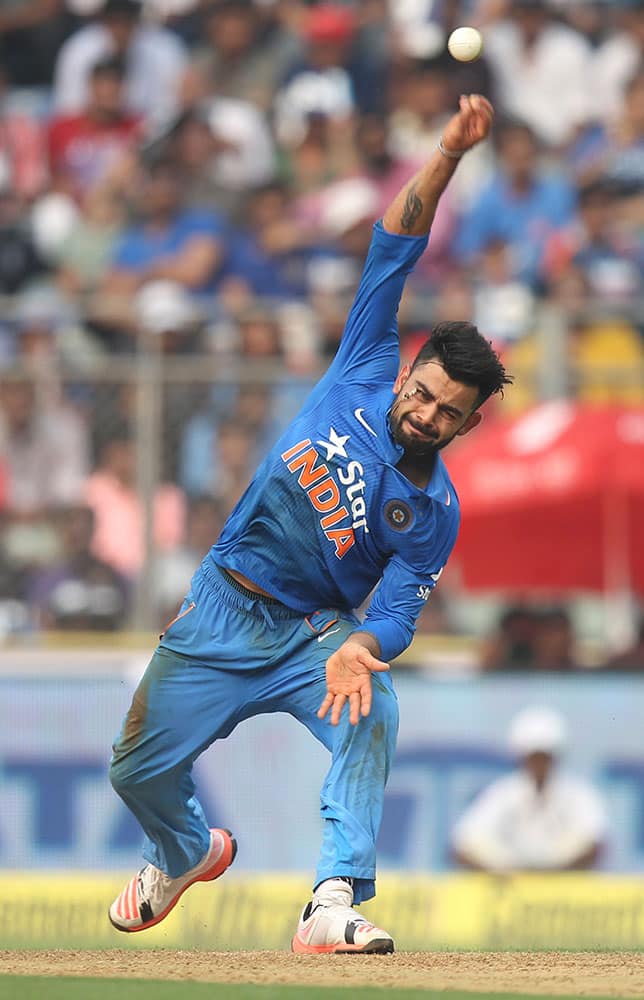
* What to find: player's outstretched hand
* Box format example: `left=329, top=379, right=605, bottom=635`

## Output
left=318, top=641, right=390, bottom=726
left=442, top=94, right=494, bottom=153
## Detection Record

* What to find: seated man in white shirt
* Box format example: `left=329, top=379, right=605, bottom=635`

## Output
left=53, top=0, right=188, bottom=132
left=451, top=706, right=607, bottom=873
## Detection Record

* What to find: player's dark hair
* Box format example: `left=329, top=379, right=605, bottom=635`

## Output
left=411, top=321, right=512, bottom=407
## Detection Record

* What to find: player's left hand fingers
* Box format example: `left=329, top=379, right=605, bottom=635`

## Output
left=317, top=691, right=334, bottom=720
left=349, top=691, right=362, bottom=726
left=359, top=677, right=373, bottom=719
left=330, top=693, right=347, bottom=726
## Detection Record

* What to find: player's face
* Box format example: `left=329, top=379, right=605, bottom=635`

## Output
left=390, top=361, right=481, bottom=457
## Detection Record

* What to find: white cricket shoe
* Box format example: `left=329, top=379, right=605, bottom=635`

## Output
left=291, top=877, right=394, bottom=954
left=109, top=827, right=236, bottom=932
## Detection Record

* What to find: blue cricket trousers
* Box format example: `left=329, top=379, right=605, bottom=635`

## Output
left=109, top=560, right=399, bottom=904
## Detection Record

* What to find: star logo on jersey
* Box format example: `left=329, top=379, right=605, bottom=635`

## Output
left=316, top=427, right=350, bottom=462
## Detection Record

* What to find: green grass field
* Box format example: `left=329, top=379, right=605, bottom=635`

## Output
left=0, top=980, right=628, bottom=1000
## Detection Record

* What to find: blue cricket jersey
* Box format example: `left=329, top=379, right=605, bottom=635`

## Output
left=210, top=221, right=460, bottom=661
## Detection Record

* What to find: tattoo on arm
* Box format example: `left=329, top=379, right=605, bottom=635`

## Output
left=400, top=184, right=423, bottom=232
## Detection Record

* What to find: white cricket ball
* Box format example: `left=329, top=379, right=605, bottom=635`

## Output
left=447, top=26, right=483, bottom=62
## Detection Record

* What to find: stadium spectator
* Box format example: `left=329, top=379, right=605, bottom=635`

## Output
left=451, top=706, right=608, bottom=872
left=503, top=303, right=644, bottom=415
left=278, top=109, right=358, bottom=197
left=0, top=509, right=31, bottom=636
left=590, top=1, right=644, bottom=124
left=454, top=119, right=577, bottom=288
left=141, top=0, right=201, bottom=32
left=600, top=614, right=644, bottom=672
left=179, top=312, right=284, bottom=500
left=165, top=105, right=275, bottom=219
left=568, top=64, right=644, bottom=196
left=317, top=176, right=380, bottom=272
left=207, top=416, right=259, bottom=513
left=153, top=495, right=225, bottom=625
left=274, top=4, right=358, bottom=147
left=54, top=177, right=126, bottom=310
left=388, top=55, right=456, bottom=163
left=479, top=605, right=540, bottom=671
left=0, top=0, right=75, bottom=89
left=0, top=377, right=89, bottom=515
left=0, top=66, right=48, bottom=202
left=197, top=96, right=277, bottom=200
left=53, top=0, right=188, bottom=131
left=353, top=113, right=424, bottom=217
left=222, top=181, right=321, bottom=301
left=11, top=284, right=80, bottom=364
left=325, top=0, right=386, bottom=115
left=27, top=503, right=128, bottom=630
left=83, top=425, right=185, bottom=578
left=543, top=179, right=642, bottom=305
left=300, top=177, right=384, bottom=346
left=532, top=606, right=581, bottom=672
left=424, top=271, right=476, bottom=330
left=134, top=279, right=204, bottom=354
left=47, top=55, right=143, bottom=201
left=184, top=0, right=299, bottom=113
left=481, top=604, right=582, bottom=673
left=471, top=237, right=536, bottom=345
left=481, top=0, right=593, bottom=148
left=29, top=189, right=80, bottom=267
left=166, top=111, right=224, bottom=210
left=93, top=158, right=227, bottom=347
left=0, top=186, right=47, bottom=298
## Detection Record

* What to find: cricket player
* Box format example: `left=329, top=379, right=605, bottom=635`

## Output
left=109, top=93, right=509, bottom=953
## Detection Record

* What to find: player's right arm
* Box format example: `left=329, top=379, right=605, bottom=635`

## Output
left=311, top=95, right=494, bottom=390
left=382, top=94, right=494, bottom=237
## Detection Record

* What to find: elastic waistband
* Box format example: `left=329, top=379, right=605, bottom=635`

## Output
left=200, top=560, right=302, bottom=620
left=217, top=565, right=282, bottom=605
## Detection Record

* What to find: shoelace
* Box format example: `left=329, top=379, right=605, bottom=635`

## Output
left=137, top=863, right=173, bottom=911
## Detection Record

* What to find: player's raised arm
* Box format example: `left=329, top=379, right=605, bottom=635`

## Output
left=382, top=94, right=494, bottom=237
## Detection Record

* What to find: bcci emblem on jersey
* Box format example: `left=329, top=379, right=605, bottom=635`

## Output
left=384, top=499, right=414, bottom=532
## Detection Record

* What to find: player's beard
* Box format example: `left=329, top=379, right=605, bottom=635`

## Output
left=389, top=406, right=454, bottom=457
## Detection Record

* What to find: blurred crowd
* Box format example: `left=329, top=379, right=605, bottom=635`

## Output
left=0, top=0, right=643, bottom=654
left=479, top=602, right=644, bottom=671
